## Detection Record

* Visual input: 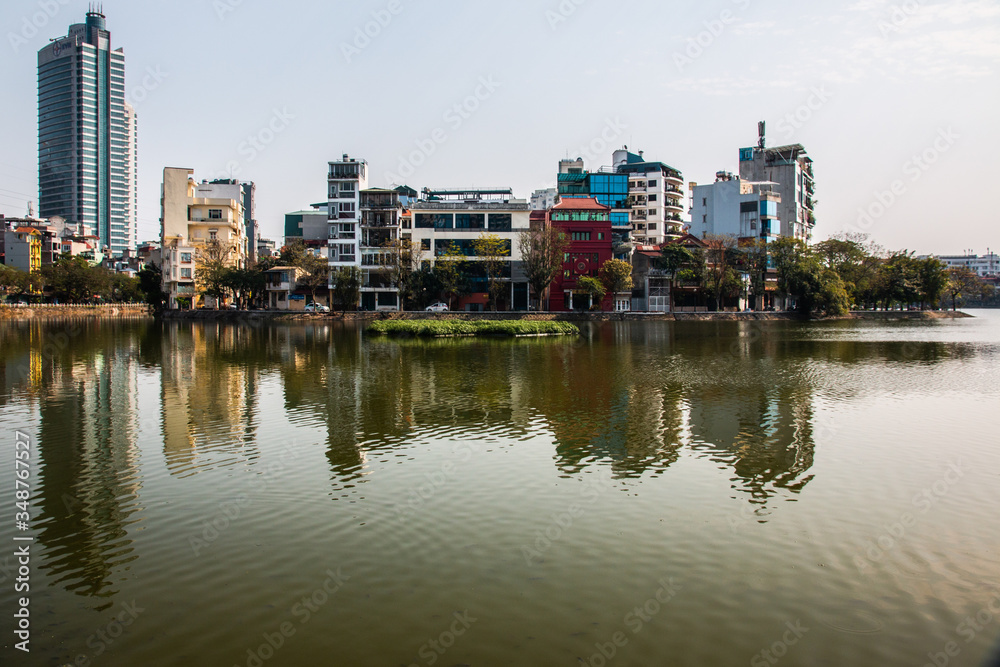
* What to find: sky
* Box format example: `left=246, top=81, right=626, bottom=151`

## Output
left=1, top=0, right=998, bottom=256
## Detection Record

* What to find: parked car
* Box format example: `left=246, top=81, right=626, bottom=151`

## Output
left=305, top=303, right=330, bottom=313
left=425, top=302, right=449, bottom=312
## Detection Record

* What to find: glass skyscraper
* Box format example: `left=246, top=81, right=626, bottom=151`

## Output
left=38, top=9, right=136, bottom=255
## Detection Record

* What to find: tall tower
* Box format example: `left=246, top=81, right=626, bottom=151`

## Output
left=38, top=7, right=136, bottom=255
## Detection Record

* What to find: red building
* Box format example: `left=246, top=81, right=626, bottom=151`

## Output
left=549, top=197, right=613, bottom=311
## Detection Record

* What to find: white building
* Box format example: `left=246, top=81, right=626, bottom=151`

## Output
left=690, top=172, right=781, bottom=241
left=612, top=148, right=687, bottom=246
left=738, top=143, right=815, bottom=241
left=409, top=188, right=531, bottom=311
left=327, top=155, right=367, bottom=276
left=920, top=252, right=999, bottom=278
left=530, top=188, right=558, bottom=211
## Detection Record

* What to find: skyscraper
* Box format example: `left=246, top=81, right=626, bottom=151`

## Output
left=38, top=8, right=136, bottom=255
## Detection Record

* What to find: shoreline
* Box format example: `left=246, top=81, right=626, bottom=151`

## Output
left=156, top=309, right=972, bottom=322
left=0, top=305, right=973, bottom=322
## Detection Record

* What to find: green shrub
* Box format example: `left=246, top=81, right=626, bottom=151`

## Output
left=366, top=319, right=579, bottom=337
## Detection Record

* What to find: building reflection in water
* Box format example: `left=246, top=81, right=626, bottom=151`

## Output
left=0, top=321, right=143, bottom=603
left=159, top=322, right=261, bottom=476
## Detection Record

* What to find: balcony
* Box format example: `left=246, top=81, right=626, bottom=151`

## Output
left=331, top=255, right=356, bottom=264
left=632, top=211, right=648, bottom=220
left=664, top=199, right=683, bottom=212
left=665, top=186, right=684, bottom=195
left=665, top=174, right=683, bottom=187
left=329, top=232, right=356, bottom=240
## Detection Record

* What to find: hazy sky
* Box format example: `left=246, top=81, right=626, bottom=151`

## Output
left=1, top=0, right=998, bottom=255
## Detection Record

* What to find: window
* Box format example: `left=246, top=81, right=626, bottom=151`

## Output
left=420, top=239, right=431, bottom=251
left=208, top=209, right=222, bottom=220
left=564, top=252, right=570, bottom=262
left=571, top=232, right=591, bottom=241
left=703, top=215, right=707, bottom=223
left=647, top=223, right=657, bottom=231
left=454, top=214, right=485, bottom=229
left=180, top=268, right=192, bottom=279
left=597, top=232, right=604, bottom=240
left=648, top=209, right=656, bottom=216
left=647, top=180, right=657, bottom=187
left=489, top=214, right=512, bottom=232
left=648, top=194, right=657, bottom=202
left=180, top=252, right=192, bottom=263
left=209, top=231, right=218, bottom=241
left=702, top=198, right=707, bottom=206
left=415, top=213, right=453, bottom=229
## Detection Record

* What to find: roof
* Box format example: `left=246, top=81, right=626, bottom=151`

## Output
left=662, top=233, right=707, bottom=248
left=551, top=197, right=609, bottom=211
left=12, top=227, right=41, bottom=234
left=616, top=161, right=682, bottom=177
left=265, top=266, right=301, bottom=272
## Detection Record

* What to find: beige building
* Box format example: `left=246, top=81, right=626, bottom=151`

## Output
left=160, top=167, right=248, bottom=308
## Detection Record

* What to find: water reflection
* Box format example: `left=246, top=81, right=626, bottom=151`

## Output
left=1, top=317, right=991, bottom=603
left=158, top=322, right=262, bottom=476
left=0, top=321, right=144, bottom=603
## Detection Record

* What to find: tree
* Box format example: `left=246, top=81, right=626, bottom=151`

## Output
left=915, top=257, right=947, bottom=309
left=518, top=226, right=569, bottom=310
left=41, top=256, right=111, bottom=303
left=701, top=234, right=741, bottom=311
left=434, top=242, right=466, bottom=310
left=598, top=258, right=633, bottom=311
left=0, top=266, right=42, bottom=300
left=109, top=273, right=142, bottom=303
left=138, top=264, right=167, bottom=309
left=331, top=266, right=361, bottom=313
left=296, top=252, right=330, bottom=306
left=576, top=276, right=606, bottom=310
left=472, top=233, right=510, bottom=311
left=816, top=268, right=851, bottom=316
left=739, top=239, right=770, bottom=309
left=769, top=237, right=823, bottom=314
left=409, top=267, right=444, bottom=310
left=944, top=267, right=981, bottom=311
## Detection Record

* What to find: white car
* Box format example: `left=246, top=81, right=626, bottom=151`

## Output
left=305, top=303, right=330, bottom=313
left=425, top=302, right=449, bottom=312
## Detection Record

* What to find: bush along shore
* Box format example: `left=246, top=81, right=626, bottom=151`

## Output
left=366, top=319, right=580, bottom=338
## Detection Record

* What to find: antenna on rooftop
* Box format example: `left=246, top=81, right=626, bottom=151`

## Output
left=758, top=121, right=766, bottom=150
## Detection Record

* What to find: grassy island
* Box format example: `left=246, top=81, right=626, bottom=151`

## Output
left=366, top=319, right=580, bottom=337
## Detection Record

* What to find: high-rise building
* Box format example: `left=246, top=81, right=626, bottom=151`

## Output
left=38, top=8, right=136, bottom=256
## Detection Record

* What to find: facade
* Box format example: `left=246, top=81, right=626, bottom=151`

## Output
left=557, top=149, right=686, bottom=256
left=327, top=155, right=367, bottom=278
left=4, top=228, right=43, bottom=272
left=690, top=172, right=782, bottom=241
left=257, top=238, right=277, bottom=258
left=239, top=182, right=258, bottom=263
left=284, top=203, right=330, bottom=253
left=409, top=188, right=531, bottom=311
left=738, top=143, right=815, bottom=241
left=558, top=158, right=630, bottom=259
left=530, top=188, right=558, bottom=211
left=359, top=188, right=404, bottom=311
left=265, top=266, right=307, bottom=310
left=548, top=198, right=613, bottom=312
left=38, top=9, right=136, bottom=255
left=612, top=149, right=686, bottom=245
left=920, top=252, right=999, bottom=278
left=160, top=168, right=248, bottom=309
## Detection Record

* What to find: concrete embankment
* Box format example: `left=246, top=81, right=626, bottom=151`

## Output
left=0, top=304, right=152, bottom=320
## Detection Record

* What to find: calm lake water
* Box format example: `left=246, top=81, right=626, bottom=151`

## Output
left=1, top=313, right=998, bottom=667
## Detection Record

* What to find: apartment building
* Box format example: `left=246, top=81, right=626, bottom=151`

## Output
left=409, top=188, right=531, bottom=311
left=160, top=167, right=248, bottom=308
left=548, top=197, right=613, bottom=312
left=738, top=143, right=815, bottom=241
left=690, top=172, right=782, bottom=241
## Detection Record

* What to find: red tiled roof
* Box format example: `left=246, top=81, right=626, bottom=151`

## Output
left=551, top=197, right=609, bottom=211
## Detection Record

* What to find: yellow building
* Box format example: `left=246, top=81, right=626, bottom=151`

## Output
left=160, top=168, right=248, bottom=308
left=5, top=227, right=43, bottom=273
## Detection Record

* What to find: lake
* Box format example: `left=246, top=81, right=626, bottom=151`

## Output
left=1, top=313, right=998, bottom=666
